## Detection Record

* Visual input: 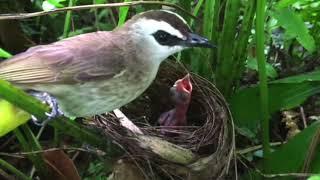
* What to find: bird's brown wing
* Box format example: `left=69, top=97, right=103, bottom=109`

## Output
left=0, top=32, right=127, bottom=84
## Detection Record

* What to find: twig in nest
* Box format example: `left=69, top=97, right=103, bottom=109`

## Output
left=0, top=1, right=197, bottom=20
left=113, top=109, right=143, bottom=135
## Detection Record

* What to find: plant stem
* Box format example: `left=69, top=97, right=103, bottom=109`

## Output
left=256, top=0, right=270, bottom=160
left=14, top=125, right=49, bottom=178
left=232, top=0, right=256, bottom=88
left=63, top=0, right=74, bottom=38
left=215, top=0, right=241, bottom=98
left=0, top=158, right=32, bottom=180
left=190, top=0, right=204, bottom=26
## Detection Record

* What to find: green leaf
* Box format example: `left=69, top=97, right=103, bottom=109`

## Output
left=0, top=100, right=30, bottom=137
left=42, top=0, right=64, bottom=11
left=47, top=0, right=65, bottom=7
left=272, top=70, right=320, bottom=83
left=264, top=122, right=320, bottom=174
left=117, top=0, right=130, bottom=26
left=272, top=8, right=316, bottom=52
left=246, top=58, right=278, bottom=79
left=275, top=0, right=307, bottom=9
left=0, top=48, right=12, bottom=58
left=244, top=122, right=320, bottom=179
left=231, top=82, right=320, bottom=130
left=311, top=145, right=320, bottom=173
left=94, top=0, right=106, bottom=4
left=231, top=70, right=320, bottom=131
left=309, top=176, right=320, bottom=180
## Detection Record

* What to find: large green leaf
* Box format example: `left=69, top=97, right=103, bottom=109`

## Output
left=272, top=70, right=320, bottom=83
left=243, top=122, right=320, bottom=180
left=231, top=70, right=320, bottom=131
left=309, top=176, right=320, bottom=180
left=264, top=122, right=320, bottom=174
left=311, top=145, right=320, bottom=173
left=272, top=8, right=315, bottom=52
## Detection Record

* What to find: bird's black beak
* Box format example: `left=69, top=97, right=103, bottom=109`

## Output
left=183, top=33, right=214, bottom=48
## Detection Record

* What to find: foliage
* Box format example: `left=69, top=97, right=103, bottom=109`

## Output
left=245, top=121, right=320, bottom=179
left=272, top=7, right=315, bottom=52
left=0, top=100, right=30, bottom=137
left=231, top=70, right=320, bottom=132
left=246, top=58, right=278, bottom=79
left=83, top=161, right=109, bottom=180
left=0, top=0, right=320, bottom=179
left=0, top=48, right=12, bottom=58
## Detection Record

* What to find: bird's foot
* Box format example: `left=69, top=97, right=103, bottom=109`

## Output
left=29, top=91, right=63, bottom=126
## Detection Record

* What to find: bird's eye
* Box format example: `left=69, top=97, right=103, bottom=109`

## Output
left=152, top=30, right=181, bottom=46
left=153, top=30, right=170, bottom=43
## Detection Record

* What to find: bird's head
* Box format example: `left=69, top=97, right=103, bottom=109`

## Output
left=170, top=74, right=193, bottom=105
left=121, top=10, right=213, bottom=63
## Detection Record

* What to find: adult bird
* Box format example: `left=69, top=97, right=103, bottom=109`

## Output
left=0, top=10, right=212, bottom=119
left=158, top=74, right=193, bottom=135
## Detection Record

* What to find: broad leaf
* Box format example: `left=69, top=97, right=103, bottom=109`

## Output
left=0, top=100, right=30, bottom=137
left=272, top=8, right=315, bottom=52
left=243, top=122, right=320, bottom=180
left=231, top=70, right=320, bottom=131
left=309, top=176, right=320, bottom=180
left=246, top=58, right=278, bottom=79
left=311, top=145, right=320, bottom=173
left=264, top=122, right=320, bottom=174
left=272, top=70, right=320, bottom=83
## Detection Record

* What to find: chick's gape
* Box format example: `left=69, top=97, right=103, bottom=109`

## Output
left=0, top=10, right=212, bottom=123
left=158, top=74, right=193, bottom=135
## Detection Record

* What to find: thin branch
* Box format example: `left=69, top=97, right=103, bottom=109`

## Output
left=0, top=1, right=196, bottom=20
left=299, top=106, right=307, bottom=128
left=236, top=142, right=284, bottom=155
left=255, top=169, right=320, bottom=178
left=0, top=147, right=102, bottom=158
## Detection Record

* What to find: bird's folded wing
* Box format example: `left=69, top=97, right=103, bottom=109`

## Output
left=0, top=32, right=127, bottom=84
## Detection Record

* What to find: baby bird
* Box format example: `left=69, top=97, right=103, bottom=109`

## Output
left=158, top=74, right=192, bottom=135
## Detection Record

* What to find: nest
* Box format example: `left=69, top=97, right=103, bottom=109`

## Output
left=93, top=61, right=235, bottom=180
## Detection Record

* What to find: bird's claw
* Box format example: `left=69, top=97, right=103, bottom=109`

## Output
left=29, top=91, right=63, bottom=126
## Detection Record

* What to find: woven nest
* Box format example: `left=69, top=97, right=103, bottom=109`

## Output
left=93, top=61, right=235, bottom=180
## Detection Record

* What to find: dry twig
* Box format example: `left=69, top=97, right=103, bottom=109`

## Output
left=0, top=1, right=196, bottom=20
